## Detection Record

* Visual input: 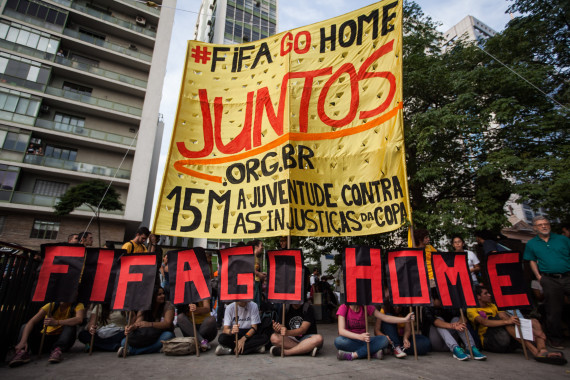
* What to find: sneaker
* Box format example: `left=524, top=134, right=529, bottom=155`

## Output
left=393, top=345, right=407, bottom=358
left=452, top=346, right=469, bottom=361
left=200, top=339, right=211, bottom=351
left=337, top=350, right=353, bottom=361
left=373, top=350, right=384, bottom=360
left=9, top=350, right=31, bottom=368
left=270, top=346, right=281, bottom=356
left=215, top=345, right=232, bottom=356
left=117, top=346, right=129, bottom=358
left=48, top=347, right=63, bottom=363
left=311, top=346, right=319, bottom=357
left=471, top=346, right=487, bottom=361
left=257, top=345, right=265, bottom=354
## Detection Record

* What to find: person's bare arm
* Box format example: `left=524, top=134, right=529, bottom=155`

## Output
left=15, top=308, right=47, bottom=351
left=529, top=261, right=541, bottom=281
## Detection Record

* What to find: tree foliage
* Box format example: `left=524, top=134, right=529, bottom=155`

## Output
left=55, top=180, right=123, bottom=246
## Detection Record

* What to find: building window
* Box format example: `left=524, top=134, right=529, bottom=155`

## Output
left=69, top=53, right=99, bottom=67
left=62, top=81, right=92, bottom=96
left=0, top=52, right=50, bottom=90
left=5, top=0, right=67, bottom=27
left=0, top=21, right=59, bottom=55
left=30, top=219, right=59, bottom=239
left=78, top=28, right=105, bottom=45
left=33, top=179, right=68, bottom=197
left=44, top=144, right=77, bottom=161
left=0, top=164, right=19, bottom=191
left=54, top=112, right=85, bottom=133
left=0, top=88, right=41, bottom=122
left=2, top=131, right=29, bottom=152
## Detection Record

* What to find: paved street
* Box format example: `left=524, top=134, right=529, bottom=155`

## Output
left=2, top=323, right=570, bottom=379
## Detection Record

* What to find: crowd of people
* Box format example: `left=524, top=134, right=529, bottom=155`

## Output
left=7, top=216, right=570, bottom=368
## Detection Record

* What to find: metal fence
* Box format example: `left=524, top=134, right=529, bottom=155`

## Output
left=0, top=242, right=41, bottom=362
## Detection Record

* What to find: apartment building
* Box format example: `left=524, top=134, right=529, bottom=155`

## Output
left=0, top=0, right=175, bottom=249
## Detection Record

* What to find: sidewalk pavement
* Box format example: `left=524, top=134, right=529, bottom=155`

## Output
left=2, top=322, right=569, bottom=379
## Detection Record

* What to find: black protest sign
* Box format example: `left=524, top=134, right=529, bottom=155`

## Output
left=386, top=249, right=431, bottom=306
left=218, top=246, right=254, bottom=302
left=168, top=247, right=211, bottom=305
left=78, top=248, right=122, bottom=304
left=432, top=252, right=477, bottom=308
left=343, top=246, right=384, bottom=305
left=486, top=251, right=530, bottom=309
left=111, top=254, right=156, bottom=311
left=266, top=249, right=304, bottom=303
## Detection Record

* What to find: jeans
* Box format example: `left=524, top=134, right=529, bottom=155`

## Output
left=19, top=323, right=77, bottom=354
left=334, top=335, right=389, bottom=358
left=429, top=317, right=476, bottom=353
left=78, top=329, right=124, bottom=352
left=380, top=321, right=431, bottom=355
left=121, top=331, right=174, bottom=355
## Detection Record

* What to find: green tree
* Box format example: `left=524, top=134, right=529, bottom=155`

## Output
left=54, top=180, right=123, bottom=246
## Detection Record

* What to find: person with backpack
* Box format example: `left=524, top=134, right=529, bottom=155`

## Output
left=269, top=302, right=324, bottom=357
left=9, top=301, right=85, bottom=367
left=122, top=227, right=150, bottom=254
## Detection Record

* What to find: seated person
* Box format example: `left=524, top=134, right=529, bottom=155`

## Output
left=10, top=301, right=85, bottom=367
left=216, top=301, right=267, bottom=355
left=118, top=287, right=174, bottom=356
left=467, top=285, right=566, bottom=365
left=374, top=304, right=431, bottom=357
left=177, top=299, right=217, bottom=351
left=78, top=303, right=127, bottom=352
left=335, top=304, right=413, bottom=360
left=269, top=302, right=324, bottom=356
left=424, top=298, right=485, bottom=361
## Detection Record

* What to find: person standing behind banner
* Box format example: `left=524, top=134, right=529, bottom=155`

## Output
left=451, top=235, right=481, bottom=285
left=335, top=304, right=414, bottom=360
left=423, top=298, right=486, bottom=361
left=9, top=302, right=85, bottom=367
left=269, top=302, right=324, bottom=357
left=414, top=229, right=437, bottom=294
left=177, top=300, right=217, bottom=352
left=248, top=240, right=266, bottom=309
left=78, top=231, right=93, bottom=247
left=216, top=301, right=267, bottom=355
left=523, top=216, right=570, bottom=350
left=374, top=304, right=431, bottom=358
left=118, top=287, right=174, bottom=357
left=78, top=304, right=127, bottom=352
left=122, top=227, right=150, bottom=254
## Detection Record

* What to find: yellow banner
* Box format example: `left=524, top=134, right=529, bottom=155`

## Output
left=154, top=0, right=410, bottom=238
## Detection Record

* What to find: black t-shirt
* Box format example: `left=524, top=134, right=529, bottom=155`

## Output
left=285, top=303, right=317, bottom=339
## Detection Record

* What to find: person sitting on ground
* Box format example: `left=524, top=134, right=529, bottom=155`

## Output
left=78, top=303, right=127, bottom=352
left=216, top=301, right=267, bottom=355
left=335, top=304, right=414, bottom=360
left=118, top=287, right=174, bottom=356
left=122, top=227, right=150, bottom=254
left=269, top=302, right=324, bottom=357
left=451, top=235, right=481, bottom=285
left=10, top=301, right=85, bottom=367
left=424, top=298, right=486, bottom=361
left=177, top=299, right=218, bottom=352
left=467, top=285, right=566, bottom=365
left=374, top=304, right=431, bottom=358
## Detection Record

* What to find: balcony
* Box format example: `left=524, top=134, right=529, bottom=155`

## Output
left=54, top=56, right=147, bottom=88
left=23, top=154, right=131, bottom=179
left=2, top=8, right=65, bottom=33
left=120, top=0, right=161, bottom=16
left=35, top=118, right=137, bottom=147
left=0, top=39, right=55, bottom=62
left=0, top=190, right=124, bottom=215
left=44, top=86, right=142, bottom=117
left=71, top=2, right=157, bottom=38
left=0, top=73, right=46, bottom=92
left=62, top=28, right=152, bottom=62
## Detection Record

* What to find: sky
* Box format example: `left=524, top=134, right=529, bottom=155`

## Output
left=150, top=0, right=514, bottom=224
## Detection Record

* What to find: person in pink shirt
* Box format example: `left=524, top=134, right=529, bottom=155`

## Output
left=335, top=304, right=414, bottom=360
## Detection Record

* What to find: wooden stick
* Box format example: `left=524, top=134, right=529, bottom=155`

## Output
left=38, top=302, right=54, bottom=358
left=365, top=305, right=370, bottom=360
left=512, top=310, right=529, bottom=360
left=123, top=312, right=132, bottom=359
left=235, top=302, right=239, bottom=357
left=191, top=310, right=200, bottom=357
left=281, top=304, right=286, bottom=358
left=409, top=306, right=418, bottom=360
left=89, top=306, right=98, bottom=356
left=459, top=309, right=474, bottom=358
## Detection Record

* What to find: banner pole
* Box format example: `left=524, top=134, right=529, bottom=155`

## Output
left=365, top=305, right=370, bottom=361
left=38, top=302, right=54, bottom=358
left=235, top=302, right=239, bottom=358
left=281, top=303, right=285, bottom=358
left=191, top=310, right=200, bottom=357
left=89, top=306, right=99, bottom=356
left=459, top=309, right=474, bottom=358
left=123, top=312, right=132, bottom=359
left=512, top=310, right=529, bottom=360
left=408, top=225, right=418, bottom=360
left=409, top=306, right=418, bottom=360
